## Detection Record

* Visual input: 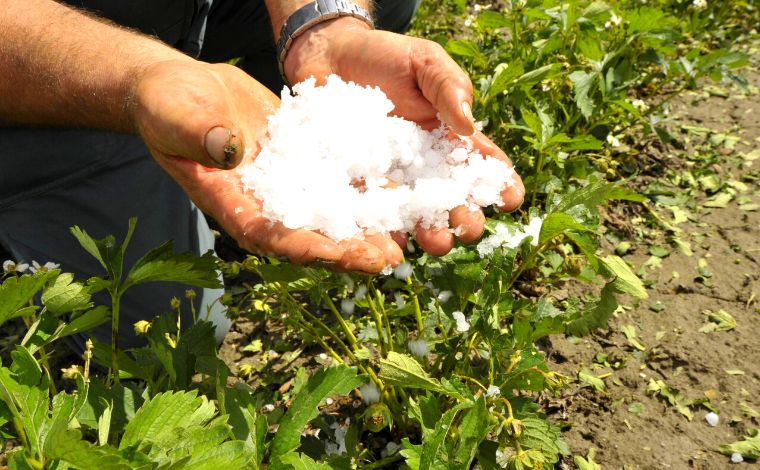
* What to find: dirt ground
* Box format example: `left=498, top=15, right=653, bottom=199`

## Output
left=548, top=49, right=760, bottom=469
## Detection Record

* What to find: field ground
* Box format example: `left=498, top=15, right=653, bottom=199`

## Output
left=547, top=46, right=760, bottom=469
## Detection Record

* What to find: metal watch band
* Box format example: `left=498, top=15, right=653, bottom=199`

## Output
left=277, top=0, right=374, bottom=84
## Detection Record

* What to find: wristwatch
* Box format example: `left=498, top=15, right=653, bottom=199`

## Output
left=277, top=0, right=374, bottom=83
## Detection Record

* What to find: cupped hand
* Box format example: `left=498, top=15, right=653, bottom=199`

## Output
left=283, top=21, right=525, bottom=255
left=130, top=59, right=402, bottom=272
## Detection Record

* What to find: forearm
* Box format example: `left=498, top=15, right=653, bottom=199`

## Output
left=0, top=0, right=190, bottom=133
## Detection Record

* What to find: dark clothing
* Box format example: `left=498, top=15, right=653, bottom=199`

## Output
left=0, top=0, right=421, bottom=350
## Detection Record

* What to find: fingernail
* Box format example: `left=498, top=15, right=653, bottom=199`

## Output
left=205, top=126, right=237, bottom=168
left=461, top=101, right=476, bottom=136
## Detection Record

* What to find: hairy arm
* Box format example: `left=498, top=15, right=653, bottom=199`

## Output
left=0, top=0, right=188, bottom=132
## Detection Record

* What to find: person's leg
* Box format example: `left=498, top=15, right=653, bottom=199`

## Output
left=0, top=129, right=229, bottom=353
left=199, top=0, right=422, bottom=93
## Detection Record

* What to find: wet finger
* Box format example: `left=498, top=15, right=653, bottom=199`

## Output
left=449, top=205, right=485, bottom=244
left=414, top=223, right=454, bottom=257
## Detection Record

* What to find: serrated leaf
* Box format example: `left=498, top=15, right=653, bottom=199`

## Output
left=378, top=352, right=443, bottom=392
left=58, top=305, right=111, bottom=339
left=44, top=420, right=133, bottom=469
left=120, top=390, right=216, bottom=451
left=124, top=242, right=221, bottom=290
left=699, top=309, right=736, bottom=333
left=569, top=70, right=596, bottom=119
left=600, top=256, right=648, bottom=299
left=41, top=273, right=92, bottom=315
left=539, top=212, right=592, bottom=243
left=720, top=429, right=760, bottom=459
left=275, top=452, right=333, bottom=470
left=420, top=404, right=467, bottom=469
left=487, top=62, right=524, bottom=101
left=553, top=180, right=645, bottom=213
left=70, top=218, right=136, bottom=282
left=455, top=396, right=490, bottom=467
left=0, top=271, right=56, bottom=328
left=270, top=365, right=363, bottom=459
left=518, top=417, right=567, bottom=464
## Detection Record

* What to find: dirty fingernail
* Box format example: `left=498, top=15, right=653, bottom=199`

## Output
left=205, top=126, right=236, bottom=168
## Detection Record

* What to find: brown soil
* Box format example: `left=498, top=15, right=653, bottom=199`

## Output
left=548, top=51, right=760, bottom=468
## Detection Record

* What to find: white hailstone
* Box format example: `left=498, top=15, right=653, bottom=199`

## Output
left=262, top=404, right=275, bottom=413
left=354, top=284, right=368, bottom=300
left=238, top=75, right=516, bottom=243
left=437, top=290, right=453, bottom=303
left=381, top=441, right=401, bottom=458
left=340, top=298, right=355, bottom=315
left=476, top=216, right=545, bottom=257
left=693, top=0, right=707, bottom=9
left=452, top=311, right=470, bottom=333
left=319, top=353, right=328, bottom=360
left=394, top=292, right=406, bottom=308
left=393, top=262, right=413, bottom=280
left=705, top=412, right=719, bottom=427
left=486, top=385, right=501, bottom=397
left=408, top=339, right=429, bottom=358
left=731, top=452, right=743, bottom=463
left=360, top=383, right=381, bottom=405
left=606, top=134, right=622, bottom=148
left=325, top=397, right=334, bottom=406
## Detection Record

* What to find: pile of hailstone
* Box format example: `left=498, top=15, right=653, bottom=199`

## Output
left=239, top=75, right=516, bottom=241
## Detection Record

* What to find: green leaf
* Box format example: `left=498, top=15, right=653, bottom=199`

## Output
left=120, top=390, right=216, bottom=451
left=44, top=420, right=133, bottom=470
left=70, top=217, right=137, bottom=282
left=518, top=416, right=568, bottom=464
left=124, top=242, right=221, bottom=290
left=455, top=396, right=490, bottom=467
left=275, top=452, right=333, bottom=470
left=58, top=305, right=110, bottom=339
left=553, top=180, right=645, bottom=213
left=0, top=271, right=56, bottom=328
left=445, top=40, right=485, bottom=64
left=600, top=256, right=648, bottom=299
left=539, top=213, right=591, bottom=244
left=419, top=404, right=467, bottom=469
left=574, top=448, right=602, bottom=470
left=569, top=70, right=596, bottom=119
left=41, top=273, right=92, bottom=315
left=720, top=429, right=760, bottom=459
left=487, top=62, right=524, bottom=101
left=270, top=365, right=363, bottom=459
left=578, top=368, right=606, bottom=393
left=378, top=352, right=443, bottom=392
left=699, top=309, right=736, bottom=333
left=476, top=11, right=509, bottom=30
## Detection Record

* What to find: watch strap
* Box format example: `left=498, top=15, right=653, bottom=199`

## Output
left=277, top=0, right=374, bottom=84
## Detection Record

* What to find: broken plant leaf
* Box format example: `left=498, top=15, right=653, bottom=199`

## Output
left=699, top=309, right=737, bottom=333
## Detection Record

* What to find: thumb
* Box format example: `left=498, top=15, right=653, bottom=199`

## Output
left=133, top=62, right=246, bottom=169
left=414, top=42, right=477, bottom=136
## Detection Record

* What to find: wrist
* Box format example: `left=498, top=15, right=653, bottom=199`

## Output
left=282, top=17, right=371, bottom=84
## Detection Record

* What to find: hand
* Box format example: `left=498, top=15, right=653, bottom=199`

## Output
left=130, top=60, right=402, bottom=272
left=283, top=20, right=525, bottom=256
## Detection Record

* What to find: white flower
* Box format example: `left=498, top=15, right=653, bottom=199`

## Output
left=705, top=411, right=719, bottom=427
left=408, top=339, right=429, bottom=358
left=393, top=262, right=413, bottom=280
left=340, top=298, right=355, bottom=315
left=731, top=452, right=743, bottom=463
left=606, top=134, right=622, bottom=148
left=3, top=260, right=29, bottom=274
left=604, top=13, right=622, bottom=29
left=631, top=99, right=648, bottom=112
left=693, top=0, right=707, bottom=10
left=452, top=311, right=470, bottom=333
left=463, top=14, right=475, bottom=27
left=360, top=383, right=381, bottom=405
left=486, top=385, right=501, bottom=397
left=354, top=284, right=368, bottom=300
left=437, top=290, right=453, bottom=303
left=29, top=261, right=59, bottom=274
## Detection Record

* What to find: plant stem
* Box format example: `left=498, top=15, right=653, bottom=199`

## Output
left=323, top=295, right=359, bottom=348
left=361, top=452, right=404, bottom=469
left=365, top=292, right=387, bottom=356
left=406, top=278, right=424, bottom=333
left=110, top=291, right=121, bottom=385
